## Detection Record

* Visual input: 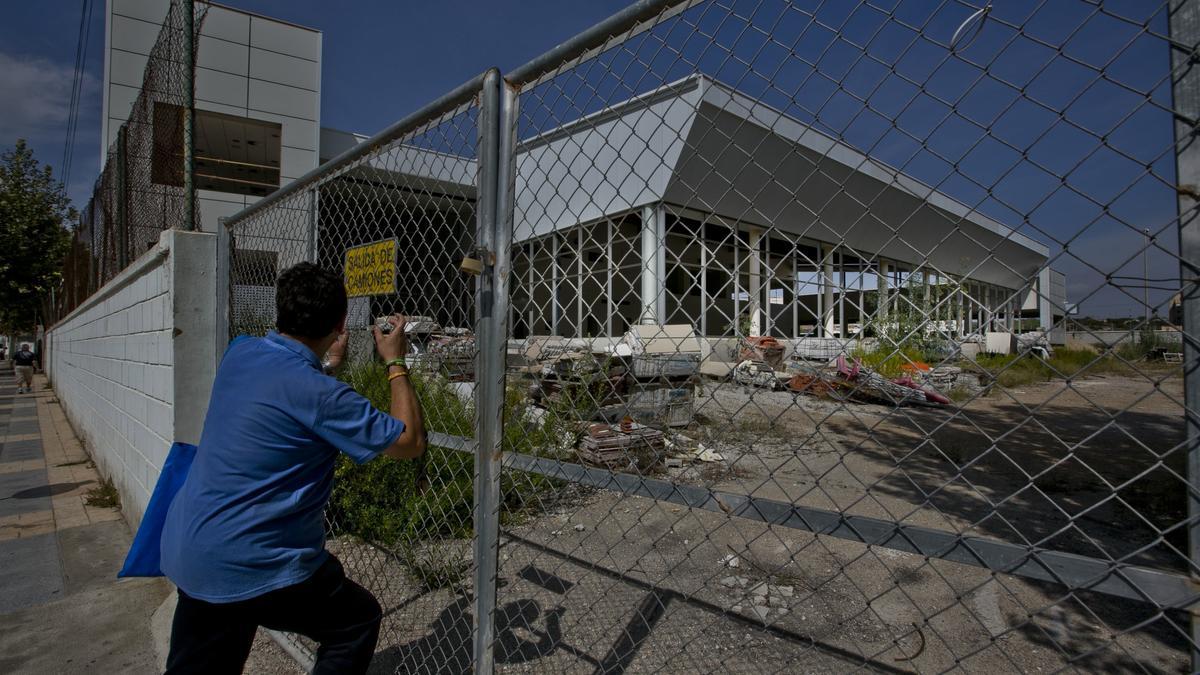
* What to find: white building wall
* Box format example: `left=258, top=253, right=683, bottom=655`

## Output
left=103, top=0, right=322, bottom=234
left=47, top=230, right=217, bottom=526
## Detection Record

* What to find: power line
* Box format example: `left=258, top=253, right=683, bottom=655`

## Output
left=61, top=0, right=94, bottom=192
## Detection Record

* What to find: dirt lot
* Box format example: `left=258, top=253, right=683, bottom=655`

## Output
left=691, top=369, right=1187, bottom=571
left=312, top=368, right=1189, bottom=673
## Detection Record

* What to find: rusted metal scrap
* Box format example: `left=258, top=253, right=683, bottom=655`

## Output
left=836, top=355, right=948, bottom=406
left=786, top=373, right=842, bottom=398
left=739, top=336, right=787, bottom=370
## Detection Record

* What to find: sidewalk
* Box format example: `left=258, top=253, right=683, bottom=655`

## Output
left=0, top=373, right=167, bottom=673
left=0, top=374, right=300, bottom=674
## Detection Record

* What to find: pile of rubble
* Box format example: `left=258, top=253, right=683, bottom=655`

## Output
left=402, top=316, right=477, bottom=381
left=578, top=421, right=666, bottom=472
left=511, top=326, right=712, bottom=473
left=724, top=337, right=976, bottom=407
left=720, top=575, right=795, bottom=622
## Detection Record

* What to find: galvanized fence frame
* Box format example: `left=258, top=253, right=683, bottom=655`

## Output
left=223, top=68, right=508, bottom=673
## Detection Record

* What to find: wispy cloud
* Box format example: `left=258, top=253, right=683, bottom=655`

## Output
left=0, top=51, right=96, bottom=144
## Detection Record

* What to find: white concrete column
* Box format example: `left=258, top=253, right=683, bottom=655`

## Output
left=576, top=226, right=584, bottom=337
left=791, top=253, right=799, bottom=338
left=551, top=234, right=561, bottom=334
left=171, top=230, right=217, bottom=446
left=838, top=250, right=846, bottom=339
left=1038, top=267, right=1053, bottom=332
left=640, top=204, right=663, bottom=325
left=985, top=285, right=995, bottom=332
left=527, top=242, right=536, bottom=335
left=700, top=238, right=708, bottom=336
left=856, top=260, right=865, bottom=335
left=606, top=221, right=614, bottom=337
left=877, top=260, right=890, bottom=329
left=822, top=245, right=836, bottom=337
left=748, top=228, right=763, bottom=336
left=956, top=279, right=965, bottom=336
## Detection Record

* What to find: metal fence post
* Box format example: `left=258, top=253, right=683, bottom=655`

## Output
left=116, top=127, right=128, bottom=269
left=471, top=67, right=512, bottom=675
left=182, top=0, right=196, bottom=232
left=1171, top=1, right=1200, bottom=668
left=215, top=217, right=231, bottom=368
left=308, top=188, right=318, bottom=263
left=471, top=67, right=501, bottom=674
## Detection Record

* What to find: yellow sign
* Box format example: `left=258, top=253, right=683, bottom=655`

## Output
left=344, top=239, right=397, bottom=297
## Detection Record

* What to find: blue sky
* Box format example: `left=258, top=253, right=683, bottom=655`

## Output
left=0, top=0, right=628, bottom=206
left=0, top=0, right=1182, bottom=318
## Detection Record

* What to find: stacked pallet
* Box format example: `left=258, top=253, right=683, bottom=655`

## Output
left=578, top=422, right=667, bottom=472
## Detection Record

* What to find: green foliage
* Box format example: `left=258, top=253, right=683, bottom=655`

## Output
left=849, top=345, right=928, bottom=379
left=85, top=477, right=120, bottom=509
left=327, top=361, right=566, bottom=562
left=973, top=347, right=1139, bottom=388
left=862, top=271, right=961, bottom=356
left=0, top=140, right=73, bottom=331
left=1114, top=328, right=1169, bottom=362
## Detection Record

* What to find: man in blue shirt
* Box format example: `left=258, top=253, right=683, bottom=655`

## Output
left=161, top=262, right=426, bottom=674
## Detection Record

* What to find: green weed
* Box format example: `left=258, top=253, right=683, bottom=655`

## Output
left=327, top=361, right=567, bottom=556
left=84, top=477, right=120, bottom=509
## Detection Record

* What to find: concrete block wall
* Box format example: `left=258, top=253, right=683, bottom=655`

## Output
left=46, top=230, right=217, bottom=526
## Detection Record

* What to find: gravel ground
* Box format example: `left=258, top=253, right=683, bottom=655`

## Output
left=245, top=630, right=306, bottom=674
left=276, top=370, right=1188, bottom=673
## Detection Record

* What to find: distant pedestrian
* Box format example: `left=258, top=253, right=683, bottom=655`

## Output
left=13, top=343, right=37, bottom=394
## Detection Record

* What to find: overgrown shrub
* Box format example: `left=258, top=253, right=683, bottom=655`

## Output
left=327, top=361, right=568, bottom=556
left=849, top=345, right=929, bottom=379
left=973, top=347, right=1143, bottom=388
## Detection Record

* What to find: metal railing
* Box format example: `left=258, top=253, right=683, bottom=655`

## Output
left=225, top=1, right=1200, bottom=672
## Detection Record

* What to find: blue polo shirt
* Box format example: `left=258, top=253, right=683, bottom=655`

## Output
left=160, top=332, right=405, bottom=602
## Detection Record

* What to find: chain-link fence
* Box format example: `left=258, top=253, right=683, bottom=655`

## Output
left=223, top=71, right=496, bottom=672
left=226, top=1, right=1200, bottom=672
left=49, top=0, right=203, bottom=324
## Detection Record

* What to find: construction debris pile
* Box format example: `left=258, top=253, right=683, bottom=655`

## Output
left=722, top=335, right=978, bottom=407
left=403, top=316, right=477, bottom=381
left=578, top=421, right=666, bottom=472
left=512, top=326, right=717, bottom=473
left=500, top=324, right=1004, bottom=476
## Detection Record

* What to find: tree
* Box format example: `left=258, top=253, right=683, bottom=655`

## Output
left=0, top=140, right=72, bottom=332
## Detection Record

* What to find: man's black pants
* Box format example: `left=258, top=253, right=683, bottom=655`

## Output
left=165, top=555, right=382, bottom=674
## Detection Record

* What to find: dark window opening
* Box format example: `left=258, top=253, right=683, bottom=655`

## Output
left=153, top=103, right=283, bottom=197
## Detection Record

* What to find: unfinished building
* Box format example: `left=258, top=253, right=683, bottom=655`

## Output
left=244, top=74, right=1066, bottom=344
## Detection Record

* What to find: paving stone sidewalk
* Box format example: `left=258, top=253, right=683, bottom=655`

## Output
left=0, top=371, right=302, bottom=675
left=0, top=372, right=170, bottom=674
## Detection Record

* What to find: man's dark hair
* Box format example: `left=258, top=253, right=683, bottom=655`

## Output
left=275, top=262, right=348, bottom=339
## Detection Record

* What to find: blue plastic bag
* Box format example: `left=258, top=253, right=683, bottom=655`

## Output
left=118, top=441, right=197, bottom=578
left=118, top=337, right=247, bottom=578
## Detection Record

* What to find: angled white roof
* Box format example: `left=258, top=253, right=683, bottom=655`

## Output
left=321, top=74, right=1050, bottom=288
left=514, top=74, right=1048, bottom=288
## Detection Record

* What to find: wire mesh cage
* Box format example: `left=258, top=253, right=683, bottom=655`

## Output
left=224, top=0, right=1200, bottom=672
